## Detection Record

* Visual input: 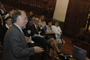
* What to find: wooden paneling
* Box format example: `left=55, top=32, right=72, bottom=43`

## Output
left=63, top=0, right=90, bottom=37
left=0, top=0, right=56, bottom=19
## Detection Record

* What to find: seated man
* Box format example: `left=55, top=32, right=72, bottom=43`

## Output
left=25, top=18, right=54, bottom=60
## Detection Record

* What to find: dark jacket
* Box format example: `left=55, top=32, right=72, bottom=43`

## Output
left=0, top=25, right=8, bottom=44
left=30, top=24, right=45, bottom=36
left=3, top=24, right=35, bottom=60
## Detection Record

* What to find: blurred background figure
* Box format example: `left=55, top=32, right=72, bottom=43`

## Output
left=39, top=15, right=46, bottom=28
left=0, top=16, right=12, bottom=45
left=51, top=20, right=65, bottom=52
left=28, top=10, right=34, bottom=21
left=0, top=4, right=7, bottom=17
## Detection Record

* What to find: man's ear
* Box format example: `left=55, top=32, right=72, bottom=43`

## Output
left=16, top=17, right=20, bottom=22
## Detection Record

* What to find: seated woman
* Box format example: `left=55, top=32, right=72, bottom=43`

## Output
left=51, top=20, right=65, bottom=52
left=44, top=20, right=62, bottom=58
left=0, top=16, right=12, bottom=45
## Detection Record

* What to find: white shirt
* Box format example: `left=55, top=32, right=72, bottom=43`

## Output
left=39, top=19, right=46, bottom=28
left=5, top=24, right=12, bottom=29
left=51, top=25, right=62, bottom=38
left=0, top=9, right=4, bottom=14
left=33, top=23, right=38, bottom=29
left=14, top=23, right=24, bottom=34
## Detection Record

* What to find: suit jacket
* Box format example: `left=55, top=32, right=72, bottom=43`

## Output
left=3, top=24, right=35, bottom=60
left=30, top=24, right=45, bottom=36
left=0, top=9, right=7, bottom=16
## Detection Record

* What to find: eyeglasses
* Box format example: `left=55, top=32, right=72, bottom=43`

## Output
left=35, top=20, right=39, bottom=22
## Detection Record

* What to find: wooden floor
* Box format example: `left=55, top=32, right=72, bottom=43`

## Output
left=0, top=35, right=74, bottom=60
left=31, top=35, right=74, bottom=60
left=61, top=35, right=74, bottom=54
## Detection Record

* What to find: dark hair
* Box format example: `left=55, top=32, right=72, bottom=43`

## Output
left=10, top=8, right=16, bottom=11
left=12, top=10, right=22, bottom=23
left=5, top=16, right=12, bottom=21
left=46, top=20, right=52, bottom=25
left=29, top=10, right=33, bottom=12
left=31, top=15, right=35, bottom=18
left=54, top=20, right=59, bottom=25
left=41, top=15, right=44, bottom=17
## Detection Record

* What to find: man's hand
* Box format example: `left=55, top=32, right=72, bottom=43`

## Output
left=39, top=31, right=42, bottom=33
left=34, top=46, right=44, bottom=53
left=27, top=36, right=32, bottom=43
left=25, top=36, right=32, bottom=43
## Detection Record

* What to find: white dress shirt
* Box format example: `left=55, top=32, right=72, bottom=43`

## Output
left=39, top=19, right=46, bottom=28
left=51, top=25, right=62, bottom=38
left=5, top=24, right=12, bottom=29
left=14, top=23, right=24, bottom=34
left=0, top=9, right=4, bottom=14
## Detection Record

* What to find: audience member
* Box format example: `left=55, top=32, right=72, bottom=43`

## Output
left=5, top=9, right=15, bottom=19
left=0, top=4, right=7, bottom=26
left=28, top=11, right=33, bottom=21
left=3, top=10, right=44, bottom=60
left=39, top=15, right=46, bottom=28
left=0, top=16, right=12, bottom=45
left=23, top=15, right=35, bottom=37
left=27, top=15, right=35, bottom=28
left=44, top=20, right=63, bottom=58
left=0, top=4, right=7, bottom=17
left=29, top=18, right=54, bottom=60
left=51, top=20, right=65, bottom=51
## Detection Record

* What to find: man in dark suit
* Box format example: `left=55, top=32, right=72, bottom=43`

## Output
left=3, top=10, right=44, bottom=60
left=30, top=18, right=45, bottom=36
left=29, top=18, right=54, bottom=60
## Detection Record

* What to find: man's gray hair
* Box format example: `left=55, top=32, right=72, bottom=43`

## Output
left=12, top=10, right=25, bottom=23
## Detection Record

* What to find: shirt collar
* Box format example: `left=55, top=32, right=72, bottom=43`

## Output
left=5, top=24, right=12, bottom=29
left=14, top=23, right=24, bottom=34
left=34, top=23, right=38, bottom=28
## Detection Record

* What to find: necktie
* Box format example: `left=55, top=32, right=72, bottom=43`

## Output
left=36, top=27, right=38, bottom=31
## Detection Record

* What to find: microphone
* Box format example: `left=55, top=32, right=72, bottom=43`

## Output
left=27, top=30, right=31, bottom=34
left=26, top=30, right=31, bottom=37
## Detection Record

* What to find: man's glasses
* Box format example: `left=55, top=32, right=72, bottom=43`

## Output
left=35, top=20, right=39, bottom=22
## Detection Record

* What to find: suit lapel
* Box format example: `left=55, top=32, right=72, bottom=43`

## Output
left=33, top=24, right=36, bottom=31
left=12, top=24, right=28, bottom=47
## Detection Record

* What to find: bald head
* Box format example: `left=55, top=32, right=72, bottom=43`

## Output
left=34, top=18, right=39, bottom=25
left=35, top=18, right=39, bottom=21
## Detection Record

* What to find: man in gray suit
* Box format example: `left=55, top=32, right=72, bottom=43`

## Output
left=3, top=10, right=44, bottom=60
